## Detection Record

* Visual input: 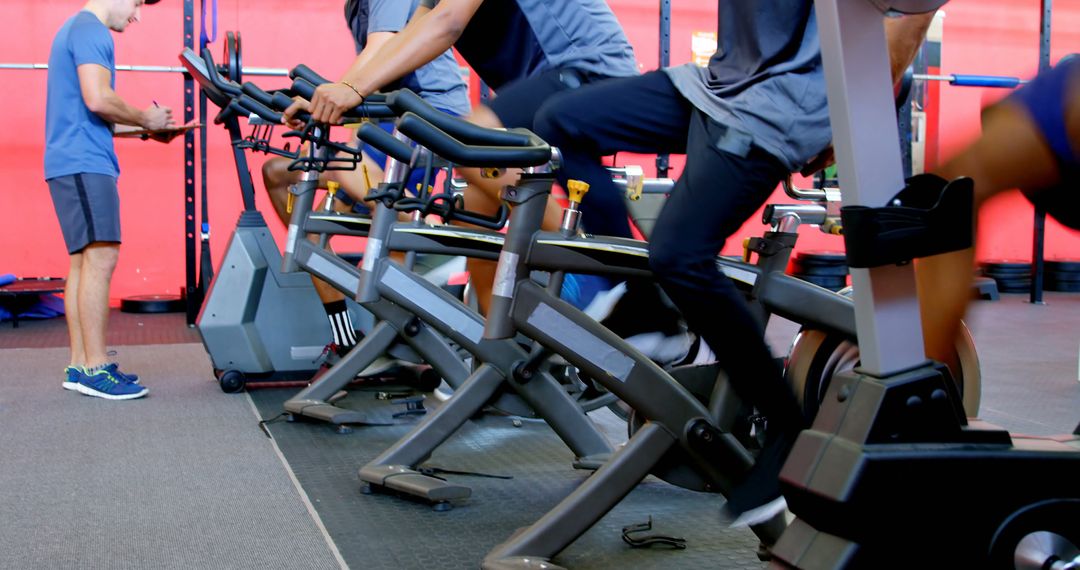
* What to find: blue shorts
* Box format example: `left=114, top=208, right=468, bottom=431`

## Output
left=1008, top=58, right=1080, bottom=230
left=47, top=173, right=121, bottom=254
left=336, top=110, right=461, bottom=215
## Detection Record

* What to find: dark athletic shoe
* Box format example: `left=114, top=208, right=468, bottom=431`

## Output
left=77, top=367, right=149, bottom=401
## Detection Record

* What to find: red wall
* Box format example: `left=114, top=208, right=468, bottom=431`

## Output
left=1, top=0, right=1077, bottom=304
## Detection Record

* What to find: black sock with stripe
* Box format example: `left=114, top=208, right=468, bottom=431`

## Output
left=323, top=300, right=359, bottom=350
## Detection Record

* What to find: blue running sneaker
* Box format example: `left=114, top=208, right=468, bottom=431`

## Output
left=77, top=368, right=149, bottom=401
left=102, top=362, right=139, bottom=384
left=62, top=366, right=84, bottom=391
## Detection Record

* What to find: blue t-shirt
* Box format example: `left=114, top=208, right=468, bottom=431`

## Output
left=421, top=0, right=638, bottom=90
left=344, top=0, right=470, bottom=117
left=44, top=11, right=119, bottom=181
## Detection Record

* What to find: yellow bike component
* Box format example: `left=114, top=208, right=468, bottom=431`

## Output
left=567, top=180, right=590, bottom=204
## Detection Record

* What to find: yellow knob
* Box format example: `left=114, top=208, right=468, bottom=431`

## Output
left=327, top=181, right=341, bottom=194
left=742, top=237, right=752, bottom=263
left=567, top=180, right=589, bottom=203
left=287, top=192, right=294, bottom=214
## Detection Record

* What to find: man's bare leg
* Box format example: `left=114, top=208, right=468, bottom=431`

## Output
left=64, top=253, right=86, bottom=367
left=918, top=101, right=1061, bottom=373
left=79, top=242, right=120, bottom=368
left=462, top=105, right=563, bottom=315
left=261, top=152, right=389, bottom=350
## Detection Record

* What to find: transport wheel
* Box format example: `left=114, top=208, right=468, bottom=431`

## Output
left=989, top=500, right=1080, bottom=569
left=218, top=369, right=246, bottom=393
left=120, top=294, right=184, bottom=314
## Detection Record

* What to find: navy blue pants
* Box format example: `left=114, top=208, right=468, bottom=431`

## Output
left=535, top=70, right=807, bottom=435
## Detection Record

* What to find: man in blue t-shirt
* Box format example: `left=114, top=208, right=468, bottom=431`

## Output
left=259, top=0, right=470, bottom=371
left=45, top=0, right=176, bottom=401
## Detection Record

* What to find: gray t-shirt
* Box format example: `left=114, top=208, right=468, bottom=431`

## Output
left=422, top=0, right=638, bottom=89
left=663, top=1, right=831, bottom=172
left=344, top=0, right=470, bottom=116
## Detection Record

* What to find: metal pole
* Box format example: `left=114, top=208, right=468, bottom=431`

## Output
left=197, top=7, right=212, bottom=309
left=184, top=0, right=198, bottom=325
left=1031, top=0, right=1052, bottom=305
left=0, top=63, right=290, bottom=76
left=656, top=0, right=671, bottom=178
left=815, top=0, right=926, bottom=375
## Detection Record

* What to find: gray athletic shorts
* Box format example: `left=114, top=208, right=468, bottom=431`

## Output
left=47, top=173, right=121, bottom=254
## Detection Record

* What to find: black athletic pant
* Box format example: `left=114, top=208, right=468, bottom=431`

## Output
left=534, top=71, right=692, bottom=239
left=535, top=70, right=807, bottom=436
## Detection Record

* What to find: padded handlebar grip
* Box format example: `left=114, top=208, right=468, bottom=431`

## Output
left=289, top=79, right=397, bottom=121
left=289, top=64, right=330, bottom=86
left=385, top=90, right=540, bottom=148
left=291, top=78, right=316, bottom=100
left=396, top=112, right=551, bottom=168
left=241, top=82, right=275, bottom=108
left=233, top=96, right=283, bottom=125
left=271, top=92, right=296, bottom=112
left=356, top=123, right=415, bottom=165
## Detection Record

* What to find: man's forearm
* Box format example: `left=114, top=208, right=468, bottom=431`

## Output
left=88, top=89, right=146, bottom=128
left=341, top=7, right=463, bottom=97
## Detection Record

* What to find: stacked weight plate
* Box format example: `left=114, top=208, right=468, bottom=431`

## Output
left=1047, top=259, right=1080, bottom=293
left=792, top=251, right=849, bottom=292
left=980, top=260, right=1031, bottom=294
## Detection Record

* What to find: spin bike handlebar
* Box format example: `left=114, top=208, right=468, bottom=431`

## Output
left=394, top=111, right=552, bottom=168
left=288, top=64, right=331, bottom=87
left=288, top=78, right=397, bottom=120
left=288, top=64, right=389, bottom=105
left=384, top=90, right=539, bottom=149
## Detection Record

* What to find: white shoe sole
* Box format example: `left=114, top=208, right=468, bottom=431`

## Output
left=75, top=382, right=149, bottom=401
left=730, top=496, right=788, bottom=528
left=62, top=381, right=81, bottom=391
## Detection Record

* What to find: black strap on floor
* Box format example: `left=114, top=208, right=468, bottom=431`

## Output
left=621, top=517, right=687, bottom=550
left=258, top=412, right=289, bottom=438
left=417, top=466, right=513, bottom=480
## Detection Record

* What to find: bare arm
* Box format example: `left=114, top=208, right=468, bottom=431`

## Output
left=296, top=0, right=482, bottom=125
left=352, top=30, right=395, bottom=71
left=341, top=0, right=478, bottom=96
left=885, top=11, right=936, bottom=85
left=78, top=63, right=172, bottom=130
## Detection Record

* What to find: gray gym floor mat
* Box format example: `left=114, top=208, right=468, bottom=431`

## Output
left=0, top=309, right=200, bottom=349
left=0, top=345, right=341, bottom=570
left=963, top=292, right=1080, bottom=435
left=249, top=388, right=767, bottom=570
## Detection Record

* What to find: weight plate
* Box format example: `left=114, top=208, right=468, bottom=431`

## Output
left=1047, top=260, right=1080, bottom=273
left=120, top=294, right=185, bottom=314
left=795, top=250, right=847, bottom=266
left=1047, top=280, right=1080, bottom=293
left=792, top=264, right=849, bottom=277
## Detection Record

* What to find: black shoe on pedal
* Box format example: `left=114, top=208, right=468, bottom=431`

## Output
left=600, top=289, right=684, bottom=339
left=722, top=428, right=797, bottom=528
